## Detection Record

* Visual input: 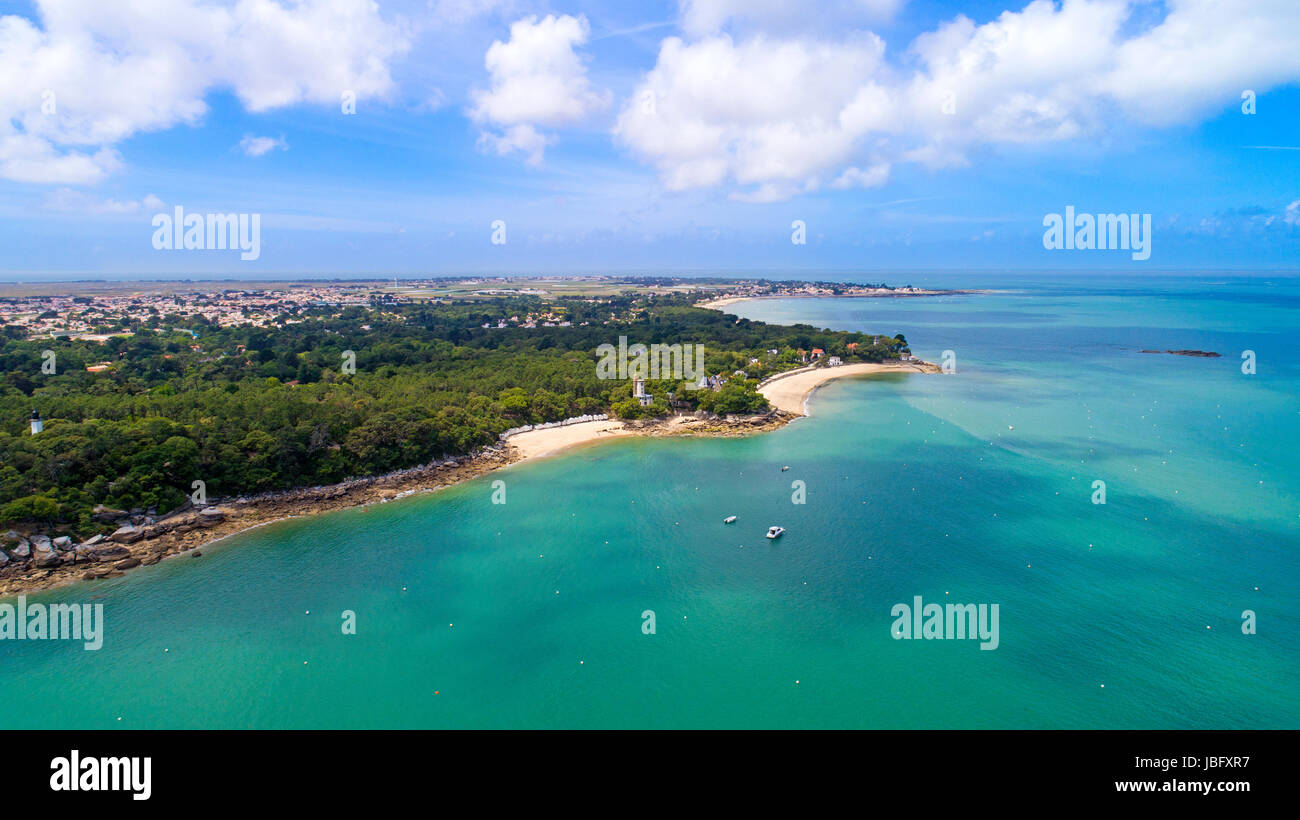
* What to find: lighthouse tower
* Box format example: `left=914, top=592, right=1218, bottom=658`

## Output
left=30, top=409, right=43, bottom=435
left=633, top=378, right=652, bottom=407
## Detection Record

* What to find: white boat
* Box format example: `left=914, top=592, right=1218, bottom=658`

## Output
left=723, top=515, right=737, bottom=524
left=780, top=465, right=790, bottom=471
left=766, top=526, right=785, bottom=539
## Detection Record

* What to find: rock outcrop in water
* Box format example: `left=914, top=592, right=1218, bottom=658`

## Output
left=1140, top=349, right=1221, bottom=357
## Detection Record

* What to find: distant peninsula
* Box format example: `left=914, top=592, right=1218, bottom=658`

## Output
left=696, top=282, right=983, bottom=309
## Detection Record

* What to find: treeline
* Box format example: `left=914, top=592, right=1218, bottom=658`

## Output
left=0, top=294, right=907, bottom=535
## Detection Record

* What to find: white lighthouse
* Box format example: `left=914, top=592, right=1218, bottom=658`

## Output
left=30, top=409, right=43, bottom=435
left=633, top=378, right=652, bottom=407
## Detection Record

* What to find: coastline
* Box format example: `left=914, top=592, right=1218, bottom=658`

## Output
left=504, top=417, right=632, bottom=459
left=759, top=360, right=941, bottom=415
left=697, top=290, right=984, bottom=310
left=0, top=413, right=783, bottom=597
left=0, top=363, right=932, bottom=598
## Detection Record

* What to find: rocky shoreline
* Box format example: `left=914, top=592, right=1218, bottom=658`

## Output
left=0, top=410, right=797, bottom=597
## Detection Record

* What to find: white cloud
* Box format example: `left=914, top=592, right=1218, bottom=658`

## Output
left=729, top=179, right=821, bottom=203
left=614, top=33, right=894, bottom=197
left=0, top=135, right=122, bottom=184
left=0, top=0, right=409, bottom=184
left=240, top=134, right=288, bottom=157
left=42, top=187, right=164, bottom=214
left=469, top=14, right=610, bottom=165
left=832, top=163, right=890, bottom=189
left=899, top=143, right=969, bottom=169
left=618, top=0, right=1300, bottom=199
left=1095, top=1, right=1300, bottom=125
left=1285, top=200, right=1300, bottom=226
left=477, top=123, right=549, bottom=166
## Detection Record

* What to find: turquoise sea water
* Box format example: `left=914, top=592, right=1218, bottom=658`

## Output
left=2, top=274, right=1297, bottom=728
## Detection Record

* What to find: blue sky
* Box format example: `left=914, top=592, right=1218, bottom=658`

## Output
left=1, top=0, right=1298, bottom=279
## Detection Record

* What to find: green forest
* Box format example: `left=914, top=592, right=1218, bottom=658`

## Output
left=0, top=292, right=908, bottom=536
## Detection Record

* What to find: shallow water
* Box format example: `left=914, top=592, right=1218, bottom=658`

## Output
left=2, top=274, right=1296, bottom=728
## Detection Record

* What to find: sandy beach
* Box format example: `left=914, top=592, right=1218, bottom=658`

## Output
left=1, top=366, right=931, bottom=596
left=759, top=361, right=940, bottom=415
left=696, top=296, right=751, bottom=309
left=504, top=418, right=632, bottom=459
